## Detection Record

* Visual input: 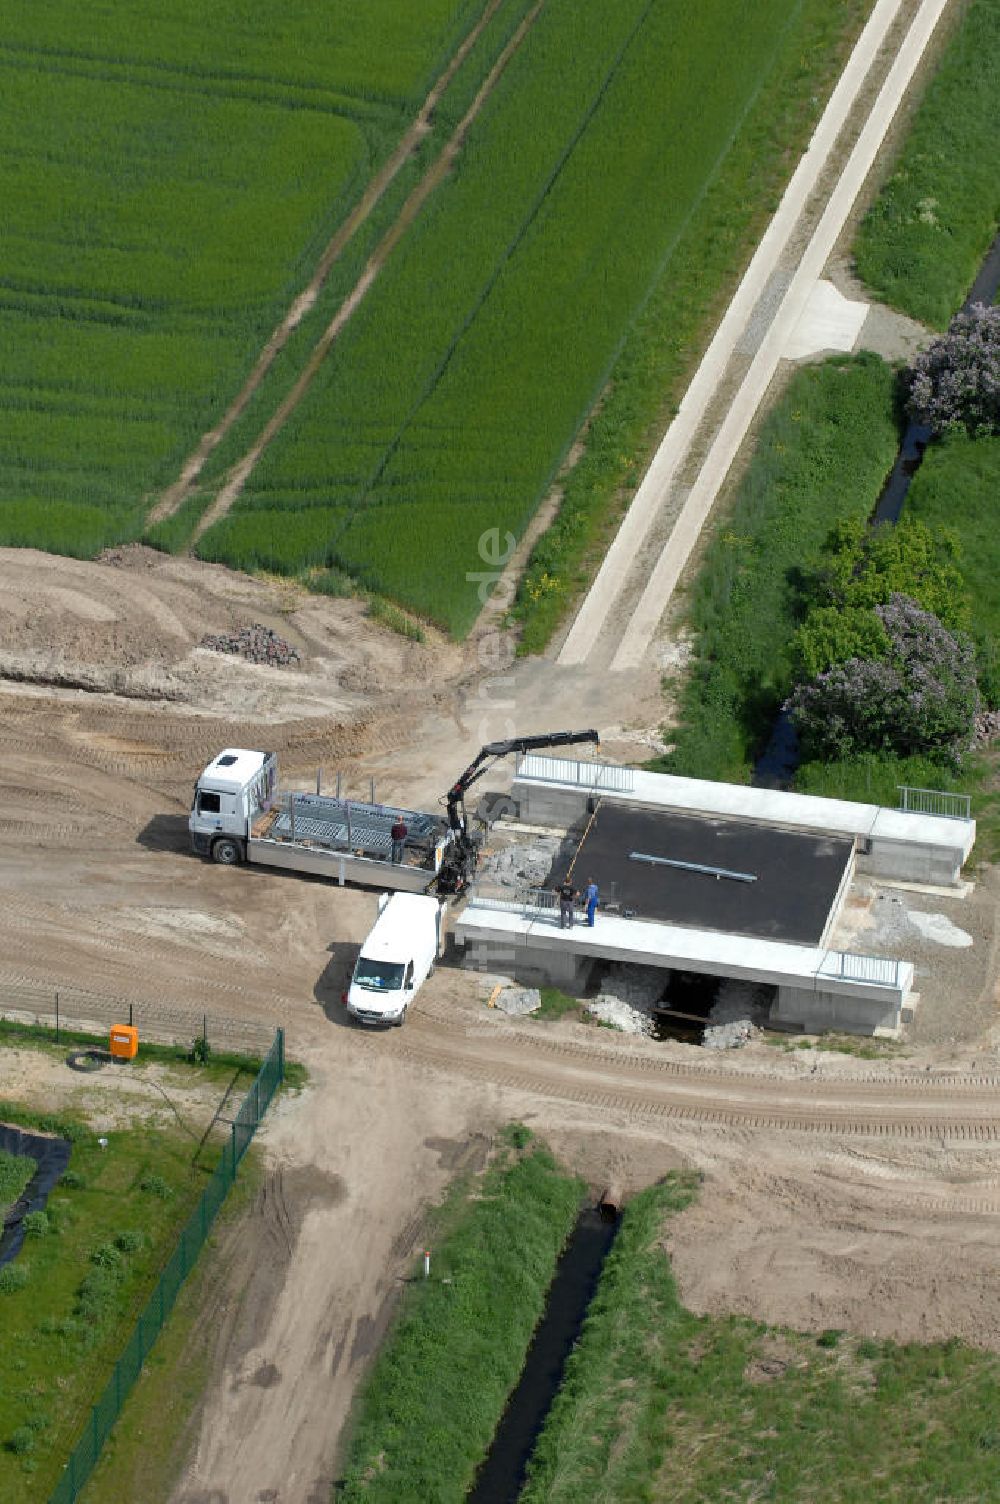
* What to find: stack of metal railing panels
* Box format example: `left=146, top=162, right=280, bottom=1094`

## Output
left=270, top=795, right=446, bottom=857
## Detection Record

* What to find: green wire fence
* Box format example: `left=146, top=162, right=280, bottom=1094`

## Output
left=49, top=1027, right=285, bottom=1503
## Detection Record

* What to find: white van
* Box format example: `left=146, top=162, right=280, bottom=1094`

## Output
left=345, top=893, right=443, bottom=1027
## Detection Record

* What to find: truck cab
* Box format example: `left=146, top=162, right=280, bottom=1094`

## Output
left=346, top=893, right=442, bottom=1027
left=189, top=748, right=276, bottom=863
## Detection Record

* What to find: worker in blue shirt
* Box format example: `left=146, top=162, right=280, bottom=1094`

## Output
left=584, top=877, right=599, bottom=927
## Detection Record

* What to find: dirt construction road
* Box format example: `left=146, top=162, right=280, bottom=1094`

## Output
left=1, top=548, right=999, bottom=1503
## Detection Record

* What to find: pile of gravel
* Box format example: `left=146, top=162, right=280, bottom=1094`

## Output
left=587, top=963, right=666, bottom=1037
left=199, top=623, right=301, bottom=667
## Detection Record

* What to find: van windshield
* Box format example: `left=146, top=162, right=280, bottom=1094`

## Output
left=353, top=957, right=404, bottom=992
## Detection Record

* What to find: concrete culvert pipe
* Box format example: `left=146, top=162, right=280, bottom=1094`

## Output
left=598, top=1183, right=623, bottom=1222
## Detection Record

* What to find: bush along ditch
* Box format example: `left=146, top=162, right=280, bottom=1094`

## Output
left=907, top=303, right=1000, bottom=440
left=336, top=1129, right=583, bottom=1503
left=785, top=307, right=1000, bottom=787
left=787, top=595, right=978, bottom=765
left=658, top=340, right=1000, bottom=805
left=783, top=517, right=979, bottom=766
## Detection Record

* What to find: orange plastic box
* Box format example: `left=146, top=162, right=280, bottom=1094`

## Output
left=109, top=1024, right=138, bottom=1061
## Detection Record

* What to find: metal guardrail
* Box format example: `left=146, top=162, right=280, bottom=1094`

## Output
left=0, top=980, right=275, bottom=1055
left=517, top=754, right=635, bottom=794
left=467, top=886, right=559, bottom=920
left=897, top=785, right=972, bottom=821
left=49, top=1029, right=285, bottom=1504
left=465, top=892, right=521, bottom=913
left=819, top=951, right=902, bottom=989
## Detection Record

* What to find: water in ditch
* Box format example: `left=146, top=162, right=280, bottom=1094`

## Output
left=466, top=1205, right=618, bottom=1504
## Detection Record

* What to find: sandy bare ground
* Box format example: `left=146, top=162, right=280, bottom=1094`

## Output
left=0, top=548, right=998, bottom=1502
left=0, top=1046, right=245, bottom=1138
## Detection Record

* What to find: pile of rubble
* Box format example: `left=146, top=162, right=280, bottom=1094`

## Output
left=703, top=978, right=770, bottom=1050
left=703, top=1019, right=756, bottom=1050
left=587, top=964, right=665, bottom=1037
left=493, top=985, right=541, bottom=1017
left=477, top=973, right=542, bottom=1016
left=199, top=623, right=300, bottom=668
left=479, top=836, right=562, bottom=892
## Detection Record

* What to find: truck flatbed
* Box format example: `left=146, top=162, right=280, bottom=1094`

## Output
left=190, top=747, right=456, bottom=894
left=263, top=794, right=444, bottom=862
left=247, top=793, right=451, bottom=891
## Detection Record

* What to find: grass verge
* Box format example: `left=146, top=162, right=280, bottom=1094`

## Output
left=336, top=1127, right=583, bottom=1501
left=0, top=1149, right=36, bottom=1212
left=905, top=432, right=1000, bottom=703
left=0, top=1017, right=307, bottom=1092
left=0, top=1103, right=225, bottom=1502
left=794, top=745, right=1000, bottom=866
left=650, top=353, right=901, bottom=783
left=532, top=987, right=584, bottom=1021
left=766, top=1031, right=907, bottom=1061
left=853, top=0, right=1000, bottom=326
left=77, top=1152, right=263, bottom=1504
left=521, top=1175, right=1000, bottom=1502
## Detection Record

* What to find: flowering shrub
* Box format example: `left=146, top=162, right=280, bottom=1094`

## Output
left=788, top=594, right=978, bottom=761
left=908, top=303, right=1000, bottom=438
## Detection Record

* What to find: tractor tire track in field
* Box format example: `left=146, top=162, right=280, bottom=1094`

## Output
left=161, top=0, right=547, bottom=544
left=149, top=0, right=510, bottom=528
left=191, top=0, right=546, bottom=542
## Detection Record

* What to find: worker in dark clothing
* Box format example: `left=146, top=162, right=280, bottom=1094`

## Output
left=584, top=877, right=599, bottom=927
left=557, top=878, right=577, bottom=929
left=390, top=816, right=408, bottom=864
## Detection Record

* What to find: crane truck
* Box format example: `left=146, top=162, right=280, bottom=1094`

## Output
left=188, top=730, right=600, bottom=895
left=188, top=748, right=453, bottom=893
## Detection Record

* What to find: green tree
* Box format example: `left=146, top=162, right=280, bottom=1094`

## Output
left=809, top=516, right=969, bottom=630
left=793, top=605, right=890, bottom=679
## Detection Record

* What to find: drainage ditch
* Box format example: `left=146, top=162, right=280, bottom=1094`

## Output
left=651, top=969, right=723, bottom=1043
left=467, top=1203, right=619, bottom=1503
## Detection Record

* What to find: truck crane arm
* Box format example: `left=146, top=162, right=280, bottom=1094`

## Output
left=435, top=728, right=600, bottom=896
left=445, top=728, right=600, bottom=836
